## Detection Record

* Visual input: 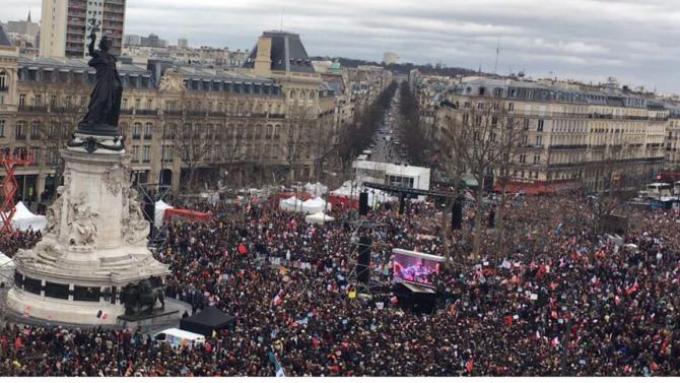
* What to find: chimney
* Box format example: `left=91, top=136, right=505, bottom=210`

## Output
left=253, top=35, right=272, bottom=76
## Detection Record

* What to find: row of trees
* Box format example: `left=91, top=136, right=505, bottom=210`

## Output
left=397, top=82, right=430, bottom=166
left=337, top=81, right=398, bottom=170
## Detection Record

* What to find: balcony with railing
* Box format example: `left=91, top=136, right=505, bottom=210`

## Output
left=135, top=109, right=158, bottom=116
left=18, top=105, right=48, bottom=113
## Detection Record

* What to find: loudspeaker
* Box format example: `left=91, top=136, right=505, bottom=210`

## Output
left=451, top=198, right=462, bottom=230
left=356, top=236, right=372, bottom=284
left=359, top=192, right=369, bottom=216
left=487, top=209, right=496, bottom=228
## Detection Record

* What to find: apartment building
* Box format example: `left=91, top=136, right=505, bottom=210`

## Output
left=0, top=28, right=339, bottom=201
left=39, top=0, right=125, bottom=58
left=430, top=77, right=673, bottom=191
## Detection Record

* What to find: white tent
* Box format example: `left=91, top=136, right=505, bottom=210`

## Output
left=330, top=180, right=397, bottom=206
left=11, top=202, right=47, bottom=232
left=301, top=197, right=331, bottom=214
left=305, top=211, right=335, bottom=225
left=0, top=251, right=14, bottom=285
left=279, top=196, right=303, bottom=212
left=155, top=200, right=173, bottom=228
left=304, top=182, right=328, bottom=197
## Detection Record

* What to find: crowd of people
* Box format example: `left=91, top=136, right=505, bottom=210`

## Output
left=0, top=230, right=41, bottom=257
left=1, top=191, right=680, bottom=376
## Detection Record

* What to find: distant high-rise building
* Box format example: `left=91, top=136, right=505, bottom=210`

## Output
left=124, top=34, right=141, bottom=47
left=140, top=33, right=165, bottom=48
left=383, top=52, right=399, bottom=65
left=39, top=0, right=126, bottom=58
left=177, top=38, right=188, bottom=48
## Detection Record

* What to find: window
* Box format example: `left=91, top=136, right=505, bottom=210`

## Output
left=164, top=123, right=176, bottom=139
left=508, top=102, right=514, bottom=111
left=31, top=121, right=40, bottom=139
left=162, top=145, right=173, bottom=162
left=19, top=94, right=25, bottom=106
left=0, top=71, right=7, bottom=90
left=47, top=147, right=59, bottom=165
left=132, top=123, right=141, bottom=139
left=135, top=98, right=141, bottom=109
left=34, top=95, right=42, bottom=107
left=521, top=135, right=528, bottom=145
left=0, top=120, right=4, bottom=137
left=144, top=123, right=152, bottom=139
left=538, top=119, right=544, bottom=132
left=146, top=99, right=152, bottom=110
left=49, top=121, right=58, bottom=138
left=519, top=154, right=526, bottom=164
left=31, top=146, right=40, bottom=164
left=16, top=121, right=25, bottom=139
left=122, top=98, right=127, bottom=109
left=142, top=145, right=150, bottom=163
left=536, top=135, right=542, bottom=146
left=131, top=145, right=139, bottom=162
left=533, top=155, right=540, bottom=164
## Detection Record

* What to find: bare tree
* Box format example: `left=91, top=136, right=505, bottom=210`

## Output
left=446, top=98, right=521, bottom=258
left=36, top=84, right=88, bottom=197
left=591, top=136, right=633, bottom=234
left=173, top=95, right=212, bottom=192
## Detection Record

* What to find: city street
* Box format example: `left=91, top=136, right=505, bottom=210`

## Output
left=364, top=89, right=407, bottom=165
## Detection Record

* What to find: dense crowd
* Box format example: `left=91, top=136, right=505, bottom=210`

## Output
left=1, top=192, right=680, bottom=376
left=0, top=230, right=41, bottom=257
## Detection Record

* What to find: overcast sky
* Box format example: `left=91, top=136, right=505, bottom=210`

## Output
left=5, top=0, right=680, bottom=94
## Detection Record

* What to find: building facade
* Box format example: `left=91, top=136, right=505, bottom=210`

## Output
left=40, top=0, right=125, bottom=58
left=429, top=77, right=675, bottom=191
left=0, top=29, right=340, bottom=201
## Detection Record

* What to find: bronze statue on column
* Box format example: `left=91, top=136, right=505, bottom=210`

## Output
left=77, top=20, right=123, bottom=137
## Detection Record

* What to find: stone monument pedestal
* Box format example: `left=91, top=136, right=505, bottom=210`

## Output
left=7, top=135, right=169, bottom=325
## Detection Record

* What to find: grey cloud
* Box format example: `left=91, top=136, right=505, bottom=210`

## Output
left=1, top=0, right=678, bottom=93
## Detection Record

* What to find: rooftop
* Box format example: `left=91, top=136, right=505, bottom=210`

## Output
left=0, top=25, right=12, bottom=47
left=243, top=31, right=315, bottom=74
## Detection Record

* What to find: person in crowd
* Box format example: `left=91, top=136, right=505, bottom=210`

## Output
left=1, top=191, right=679, bottom=376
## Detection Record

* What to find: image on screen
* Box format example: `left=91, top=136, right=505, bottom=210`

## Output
left=392, top=251, right=441, bottom=287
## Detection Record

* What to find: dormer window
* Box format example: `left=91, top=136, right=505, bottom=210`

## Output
left=0, top=71, right=7, bottom=91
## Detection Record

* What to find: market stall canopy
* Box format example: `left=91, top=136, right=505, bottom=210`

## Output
left=279, top=196, right=303, bottom=212
left=154, top=200, right=172, bottom=228
left=163, top=208, right=212, bottom=223
left=305, top=211, right=335, bottom=225
left=11, top=202, right=47, bottom=232
left=304, top=182, right=328, bottom=197
left=301, top=197, right=331, bottom=214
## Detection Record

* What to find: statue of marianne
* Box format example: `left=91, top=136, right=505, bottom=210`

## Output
left=77, top=24, right=123, bottom=137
